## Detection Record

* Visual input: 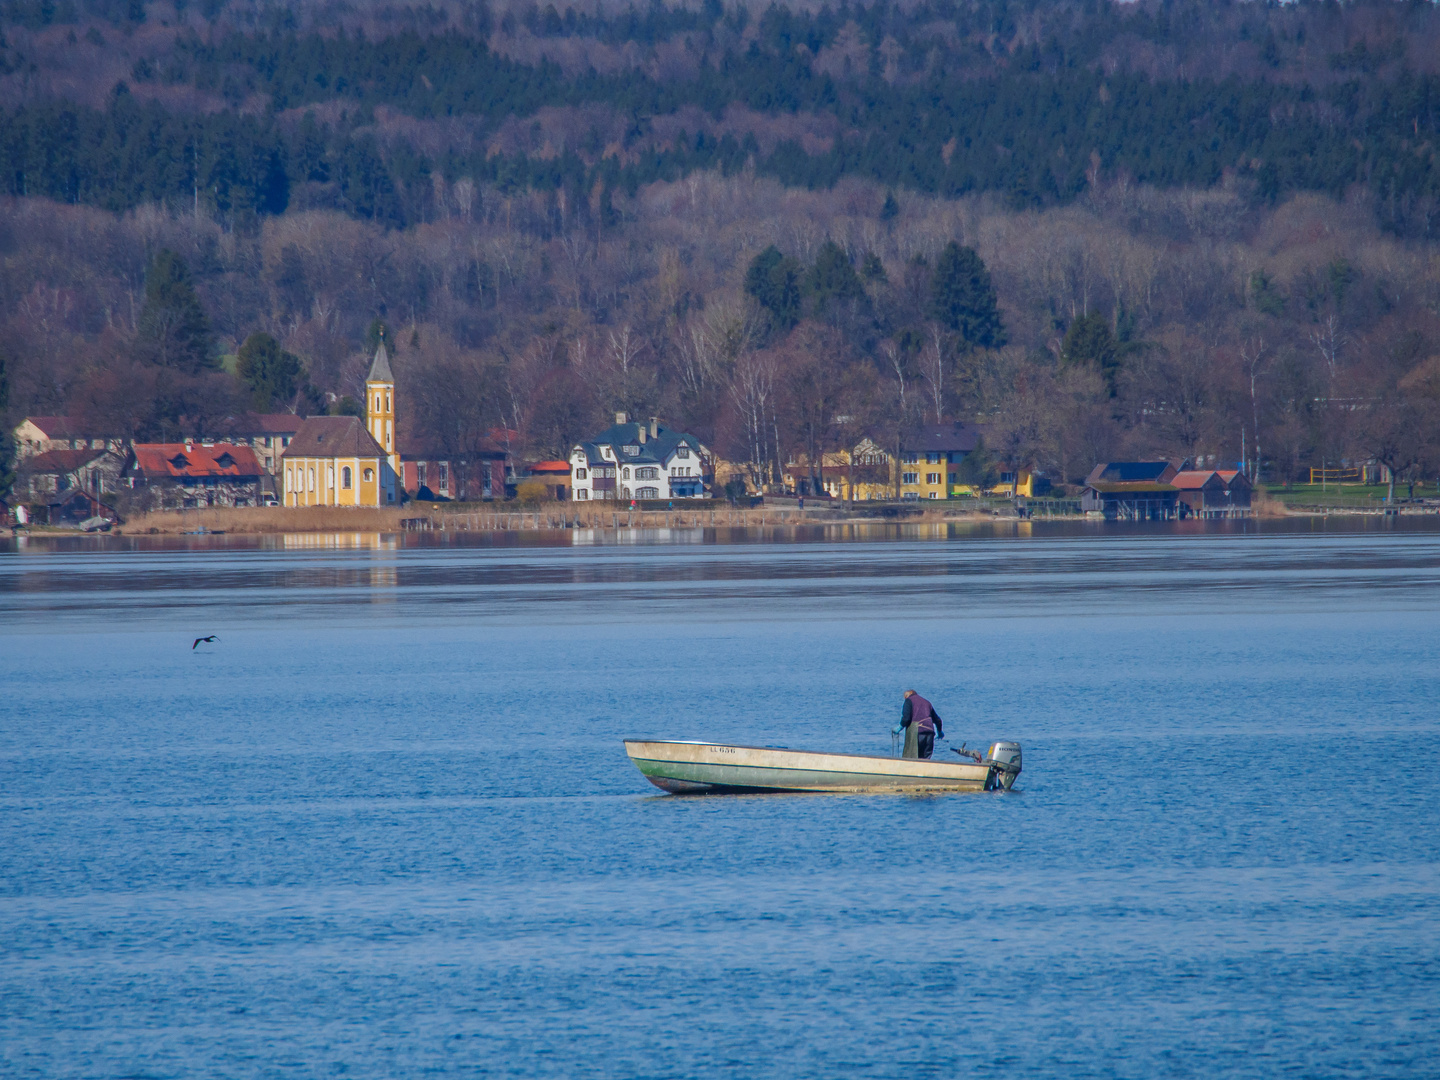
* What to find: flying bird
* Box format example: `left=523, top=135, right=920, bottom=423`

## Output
left=192, top=635, right=219, bottom=650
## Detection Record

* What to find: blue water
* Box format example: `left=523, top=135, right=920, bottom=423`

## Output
left=2, top=522, right=1439, bottom=1078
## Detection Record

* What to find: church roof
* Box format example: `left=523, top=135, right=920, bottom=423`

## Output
left=366, top=340, right=393, bottom=383
left=281, top=416, right=386, bottom=460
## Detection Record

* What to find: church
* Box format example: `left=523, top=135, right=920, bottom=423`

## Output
left=280, top=341, right=399, bottom=507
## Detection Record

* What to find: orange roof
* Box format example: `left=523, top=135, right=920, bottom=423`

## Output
left=1215, top=470, right=1241, bottom=482
left=133, top=443, right=263, bottom=479
left=1171, top=470, right=1221, bottom=489
left=529, top=460, right=571, bottom=474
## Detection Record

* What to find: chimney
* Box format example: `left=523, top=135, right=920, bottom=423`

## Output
left=615, top=411, right=628, bottom=425
left=649, top=416, right=659, bottom=439
left=638, top=424, right=647, bottom=444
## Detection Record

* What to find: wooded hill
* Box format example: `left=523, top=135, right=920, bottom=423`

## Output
left=2, top=0, right=1440, bottom=493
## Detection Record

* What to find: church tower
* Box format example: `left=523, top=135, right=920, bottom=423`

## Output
left=365, top=335, right=399, bottom=483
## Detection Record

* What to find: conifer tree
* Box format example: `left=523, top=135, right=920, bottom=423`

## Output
left=928, top=242, right=1005, bottom=349
left=236, top=332, right=303, bottom=410
left=804, top=240, right=864, bottom=313
left=135, top=250, right=214, bottom=374
left=744, top=246, right=802, bottom=331
left=1060, top=312, right=1120, bottom=389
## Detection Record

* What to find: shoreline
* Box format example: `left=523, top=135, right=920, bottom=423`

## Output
left=8, top=499, right=1439, bottom=538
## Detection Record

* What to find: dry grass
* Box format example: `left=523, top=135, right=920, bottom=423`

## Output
left=117, top=502, right=1001, bottom=535
left=121, top=506, right=419, bottom=534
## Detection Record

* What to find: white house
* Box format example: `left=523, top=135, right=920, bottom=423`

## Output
left=569, top=414, right=708, bottom=501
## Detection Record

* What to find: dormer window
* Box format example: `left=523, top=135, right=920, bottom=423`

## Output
left=676, top=447, right=690, bottom=459
left=216, top=453, right=235, bottom=468
left=622, top=445, right=639, bottom=456
left=169, top=454, right=189, bottom=468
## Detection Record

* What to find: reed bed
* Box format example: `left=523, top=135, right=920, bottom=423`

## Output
left=120, top=503, right=1002, bottom=535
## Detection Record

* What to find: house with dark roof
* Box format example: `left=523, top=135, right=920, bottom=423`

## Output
left=897, top=421, right=985, bottom=500
left=1081, top=461, right=1182, bottom=519
left=280, top=415, right=395, bottom=507
left=15, top=446, right=129, bottom=524
left=18, top=445, right=130, bottom=503
left=127, top=443, right=265, bottom=510
left=569, top=414, right=708, bottom=501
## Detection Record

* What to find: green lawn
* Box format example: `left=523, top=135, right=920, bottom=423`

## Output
left=1264, top=483, right=1434, bottom=506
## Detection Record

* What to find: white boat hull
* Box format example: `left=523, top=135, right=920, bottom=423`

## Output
left=624, top=739, right=999, bottom=794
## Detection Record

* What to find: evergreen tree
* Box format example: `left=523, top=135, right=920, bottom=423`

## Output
left=928, top=242, right=1005, bottom=349
left=744, top=245, right=802, bottom=331
left=804, top=240, right=864, bottom=313
left=135, top=250, right=214, bottom=374
left=236, top=332, right=303, bottom=410
left=1061, top=312, right=1120, bottom=387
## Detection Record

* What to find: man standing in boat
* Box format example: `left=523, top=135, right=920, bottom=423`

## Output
left=898, top=689, right=944, bottom=759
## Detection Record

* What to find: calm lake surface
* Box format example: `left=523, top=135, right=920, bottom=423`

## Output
left=2, top=519, right=1439, bottom=1078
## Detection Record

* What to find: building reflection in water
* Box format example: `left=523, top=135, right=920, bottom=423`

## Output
left=279, top=532, right=399, bottom=594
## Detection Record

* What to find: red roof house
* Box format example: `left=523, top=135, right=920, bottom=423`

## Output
left=128, top=443, right=265, bottom=510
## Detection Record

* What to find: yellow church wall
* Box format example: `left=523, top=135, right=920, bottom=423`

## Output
left=283, top=455, right=385, bottom=508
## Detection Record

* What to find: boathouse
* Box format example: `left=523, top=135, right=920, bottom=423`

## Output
left=1081, top=461, right=1182, bottom=520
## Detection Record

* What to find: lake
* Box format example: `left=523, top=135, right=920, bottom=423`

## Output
left=2, top=519, right=1438, bottom=1078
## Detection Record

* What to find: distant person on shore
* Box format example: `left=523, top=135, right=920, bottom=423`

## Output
left=897, top=689, right=944, bottom=759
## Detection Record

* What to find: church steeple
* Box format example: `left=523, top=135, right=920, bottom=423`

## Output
left=365, top=333, right=397, bottom=481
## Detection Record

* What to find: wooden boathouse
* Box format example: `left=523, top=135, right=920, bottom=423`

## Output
left=1081, top=461, right=1182, bottom=520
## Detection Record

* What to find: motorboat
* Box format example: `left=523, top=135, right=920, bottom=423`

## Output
left=624, top=739, right=1022, bottom=794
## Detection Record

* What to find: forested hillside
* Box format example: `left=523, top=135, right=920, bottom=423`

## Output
left=2, top=0, right=1440, bottom=490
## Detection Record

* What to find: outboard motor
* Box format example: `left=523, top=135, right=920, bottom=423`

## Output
left=986, top=742, right=1022, bottom=791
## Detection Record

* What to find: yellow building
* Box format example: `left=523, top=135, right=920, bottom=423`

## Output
left=364, top=338, right=400, bottom=480
left=280, top=416, right=393, bottom=507
left=281, top=343, right=399, bottom=507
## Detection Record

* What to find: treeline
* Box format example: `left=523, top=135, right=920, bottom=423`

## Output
left=4, top=66, right=1439, bottom=232
left=0, top=0, right=1438, bottom=233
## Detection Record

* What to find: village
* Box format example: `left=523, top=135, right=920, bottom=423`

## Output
left=6, top=339, right=1272, bottom=533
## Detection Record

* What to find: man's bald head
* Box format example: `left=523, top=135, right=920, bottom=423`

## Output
left=904, top=689, right=916, bottom=697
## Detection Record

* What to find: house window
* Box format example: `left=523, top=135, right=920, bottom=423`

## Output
left=927, top=452, right=941, bottom=464
left=264, top=436, right=273, bottom=448
left=327, top=464, right=335, bottom=488
left=576, top=468, right=587, bottom=480
left=676, top=447, right=690, bottom=459
left=926, top=472, right=941, bottom=485
left=928, top=491, right=938, bottom=499
left=622, top=467, right=631, bottom=479
left=417, top=463, right=427, bottom=487
left=637, top=467, right=658, bottom=480
left=1001, top=472, right=1016, bottom=484
left=902, top=472, right=919, bottom=485
left=308, top=467, right=315, bottom=492
left=623, top=445, right=639, bottom=456
left=385, top=392, right=391, bottom=412
left=902, top=453, right=918, bottom=464
left=438, top=462, right=449, bottom=492
left=342, top=466, right=352, bottom=489
left=948, top=472, right=958, bottom=484
left=375, top=394, right=382, bottom=414
left=637, top=486, right=659, bottom=499
left=364, top=468, right=374, bottom=482
left=576, top=489, right=589, bottom=500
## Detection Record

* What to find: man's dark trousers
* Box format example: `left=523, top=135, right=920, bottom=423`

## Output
left=917, top=732, right=935, bottom=759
